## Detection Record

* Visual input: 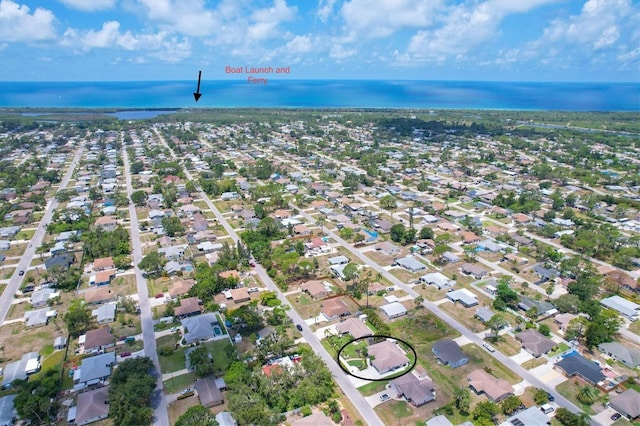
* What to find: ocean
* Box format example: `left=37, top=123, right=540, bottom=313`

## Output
left=0, top=80, right=638, bottom=111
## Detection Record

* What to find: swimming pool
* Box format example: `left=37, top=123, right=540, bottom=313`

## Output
left=214, top=326, right=222, bottom=336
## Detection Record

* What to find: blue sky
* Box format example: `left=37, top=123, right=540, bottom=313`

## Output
left=1, top=0, right=639, bottom=82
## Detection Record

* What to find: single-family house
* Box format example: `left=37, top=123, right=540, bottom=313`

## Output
left=321, top=297, right=351, bottom=320
left=601, top=296, right=640, bottom=320
left=375, top=241, right=401, bottom=256
left=45, top=253, right=74, bottom=270
left=442, top=252, right=461, bottom=263
left=555, top=353, right=605, bottom=385
left=460, top=263, right=489, bottom=279
left=92, top=302, right=117, bottom=324
left=83, top=286, right=117, bottom=305
left=395, top=257, right=427, bottom=273
left=1, top=352, right=40, bottom=389
left=94, top=216, right=117, bottom=231
left=93, top=257, right=115, bottom=271
left=518, top=296, right=557, bottom=318
left=0, top=395, right=17, bottom=426
left=83, top=327, right=115, bottom=353
left=477, top=239, right=504, bottom=253
left=432, top=339, right=468, bottom=368
left=230, top=288, right=251, bottom=303
left=335, top=317, right=372, bottom=339
left=368, top=340, right=410, bottom=374
left=420, top=272, right=455, bottom=290
left=475, top=306, right=494, bottom=323
left=553, top=312, right=577, bottom=332
left=328, top=255, right=349, bottom=265
left=609, top=389, right=640, bottom=420
left=502, top=406, right=550, bottom=426
left=74, top=386, right=110, bottom=425
left=380, top=302, right=407, bottom=319
left=598, top=342, right=640, bottom=369
left=181, top=312, right=226, bottom=345
left=54, top=336, right=68, bottom=350
left=90, top=269, right=116, bottom=286
left=515, top=329, right=556, bottom=357
left=73, top=352, right=116, bottom=388
left=467, top=368, right=514, bottom=402
left=446, top=289, right=479, bottom=307
left=290, top=411, right=333, bottom=426
left=194, top=377, right=224, bottom=407
left=300, top=280, right=329, bottom=299
left=390, top=374, right=436, bottom=407
left=24, top=308, right=56, bottom=328
left=30, top=287, right=58, bottom=308
left=221, top=191, right=240, bottom=201
left=168, top=279, right=196, bottom=299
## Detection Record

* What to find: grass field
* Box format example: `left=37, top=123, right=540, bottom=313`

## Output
left=556, top=378, right=603, bottom=415
left=163, top=372, right=196, bottom=393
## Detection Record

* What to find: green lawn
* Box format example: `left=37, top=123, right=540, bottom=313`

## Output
left=30, top=350, right=64, bottom=380
left=347, top=359, right=367, bottom=370
left=163, top=372, right=196, bottom=394
left=628, top=320, right=640, bottom=336
left=204, top=339, right=236, bottom=375
left=157, top=334, right=186, bottom=373
left=376, top=400, right=413, bottom=424
left=357, top=380, right=389, bottom=396
left=342, top=341, right=367, bottom=359
left=556, top=379, right=603, bottom=414
left=548, top=342, right=570, bottom=357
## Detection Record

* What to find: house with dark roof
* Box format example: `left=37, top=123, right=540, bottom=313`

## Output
left=460, top=263, right=489, bottom=279
left=82, top=326, right=115, bottom=353
left=45, top=253, right=74, bottom=270
left=390, top=374, right=435, bottom=407
left=609, top=389, right=640, bottom=420
left=432, top=340, right=468, bottom=368
left=515, top=329, right=556, bottom=358
left=194, top=377, right=224, bottom=408
left=555, top=353, right=605, bottom=385
left=174, top=297, right=201, bottom=318
left=518, top=296, right=557, bottom=318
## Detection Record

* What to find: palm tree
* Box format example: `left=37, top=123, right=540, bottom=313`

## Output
left=576, top=385, right=598, bottom=405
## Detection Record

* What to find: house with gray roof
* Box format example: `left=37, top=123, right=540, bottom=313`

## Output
left=73, top=352, right=116, bottom=389
left=475, top=306, right=494, bottom=323
left=420, top=272, right=455, bottom=290
left=328, top=255, right=349, bottom=265
left=598, top=342, right=640, bottom=368
left=432, top=339, right=468, bottom=368
left=368, top=340, right=410, bottom=374
left=601, top=295, right=640, bottom=320
left=75, top=386, right=110, bottom=425
left=502, top=406, right=550, bottom=426
left=92, top=301, right=117, bottom=324
left=446, top=289, right=478, bottom=307
left=380, top=302, right=407, bottom=319
left=390, top=374, right=435, bottom=407
left=515, top=329, right=556, bottom=357
left=24, top=308, right=56, bottom=328
left=395, top=256, right=427, bottom=273
left=181, top=312, right=228, bottom=345
left=609, top=389, right=640, bottom=420
left=477, top=239, right=504, bottom=253
left=555, top=352, right=605, bottom=385
left=1, top=352, right=40, bottom=389
left=518, top=296, right=557, bottom=318
left=0, top=395, right=16, bottom=426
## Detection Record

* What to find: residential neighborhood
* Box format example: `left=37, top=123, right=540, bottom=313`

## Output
left=0, top=109, right=638, bottom=426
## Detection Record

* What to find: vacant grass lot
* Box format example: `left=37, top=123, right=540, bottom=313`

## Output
left=157, top=333, right=185, bottom=373
left=164, top=372, right=196, bottom=393
left=556, top=378, right=604, bottom=415
left=439, top=301, right=485, bottom=333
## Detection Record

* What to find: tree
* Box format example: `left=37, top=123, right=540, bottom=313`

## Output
left=538, top=323, right=551, bottom=336
left=138, top=251, right=165, bottom=276
left=576, top=385, right=598, bottom=405
left=130, top=161, right=144, bottom=174
left=533, top=388, right=549, bottom=405
left=162, top=215, right=184, bottom=237
left=555, top=294, right=581, bottom=314
left=493, top=282, right=518, bottom=311
left=176, top=406, right=218, bottom=426
left=486, top=314, right=508, bottom=342
left=339, top=227, right=354, bottom=240
left=390, top=223, right=406, bottom=243
left=109, top=357, right=155, bottom=426
left=14, top=369, right=60, bottom=423
left=379, top=194, right=397, bottom=209
left=419, top=226, right=434, bottom=239
left=130, top=190, right=146, bottom=206
left=342, top=263, right=359, bottom=282
left=501, top=395, right=523, bottom=415
left=555, top=408, right=590, bottom=426
left=473, top=400, right=499, bottom=423
left=453, top=386, right=471, bottom=414
left=189, top=346, right=215, bottom=378
left=64, top=299, right=94, bottom=337
left=585, top=309, right=622, bottom=348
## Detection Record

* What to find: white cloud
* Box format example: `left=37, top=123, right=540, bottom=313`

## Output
left=340, top=0, right=444, bottom=41
left=247, top=0, right=296, bottom=42
left=317, top=0, right=336, bottom=22
left=0, top=0, right=56, bottom=42
left=500, top=0, right=639, bottom=68
left=330, top=44, right=355, bottom=59
left=405, top=0, right=559, bottom=63
left=286, top=35, right=313, bottom=54
left=135, top=0, right=218, bottom=37
left=62, top=20, right=192, bottom=62
left=57, top=0, right=116, bottom=11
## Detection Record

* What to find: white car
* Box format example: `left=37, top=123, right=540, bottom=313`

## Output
left=483, top=342, right=496, bottom=352
left=379, top=393, right=390, bottom=402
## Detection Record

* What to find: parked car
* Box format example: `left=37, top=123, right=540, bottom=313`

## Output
left=379, top=393, right=390, bottom=402
left=546, top=392, right=555, bottom=402
left=119, top=352, right=131, bottom=358
left=611, top=413, right=621, bottom=421
left=296, top=324, right=303, bottom=331
left=177, top=388, right=195, bottom=399
left=483, top=342, right=496, bottom=352
left=18, top=270, right=24, bottom=276
left=155, top=293, right=164, bottom=298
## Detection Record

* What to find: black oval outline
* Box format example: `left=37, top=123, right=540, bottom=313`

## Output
left=336, top=334, right=417, bottom=382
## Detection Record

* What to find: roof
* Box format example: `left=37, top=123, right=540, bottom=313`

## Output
left=503, top=406, right=550, bottom=426
left=555, top=353, right=605, bottom=384
left=335, top=317, right=372, bottom=339
left=194, top=377, right=223, bottom=407
left=475, top=306, right=494, bottom=322
left=609, top=389, right=640, bottom=419
left=328, top=255, right=349, bottom=265
left=93, top=256, right=114, bottom=270
left=515, top=329, right=556, bottom=357
left=368, top=340, right=409, bottom=373
left=301, top=280, right=328, bottom=297
left=380, top=301, right=407, bottom=317
left=215, top=412, right=238, bottom=426
left=24, top=308, right=54, bottom=327
left=601, top=295, right=640, bottom=318
left=75, top=386, right=110, bottom=425
left=181, top=312, right=219, bottom=344
left=290, top=411, right=333, bottom=426
left=426, top=415, right=454, bottom=426
left=420, top=272, right=454, bottom=288
left=446, top=289, right=479, bottom=307
left=83, top=286, right=116, bottom=304
left=395, top=256, right=427, bottom=271
left=0, top=395, right=16, bottom=426
left=322, top=297, right=350, bottom=318
left=467, top=369, right=514, bottom=402
left=92, top=302, right=117, bottom=323
left=84, top=326, right=114, bottom=350
left=598, top=342, right=640, bottom=368
left=460, top=263, right=488, bottom=276
left=1, top=352, right=39, bottom=388
left=76, top=352, right=116, bottom=384
left=433, top=339, right=467, bottom=366
left=175, top=297, right=200, bottom=317
left=230, top=287, right=250, bottom=302
left=391, top=374, right=435, bottom=405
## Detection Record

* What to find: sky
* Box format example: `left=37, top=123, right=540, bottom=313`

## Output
left=0, top=0, right=639, bottom=82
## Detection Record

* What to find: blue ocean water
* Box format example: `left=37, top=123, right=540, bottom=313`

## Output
left=0, top=80, right=638, bottom=111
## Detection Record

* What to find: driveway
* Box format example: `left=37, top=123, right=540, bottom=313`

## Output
left=510, top=349, right=534, bottom=365
left=365, top=389, right=396, bottom=408
left=528, top=363, right=567, bottom=388
left=591, top=406, right=619, bottom=426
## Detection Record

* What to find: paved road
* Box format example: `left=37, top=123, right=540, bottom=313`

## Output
left=0, top=144, right=84, bottom=324
left=122, top=144, right=170, bottom=426
left=292, top=206, right=589, bottom=419
left=154, top=129, right=385, bottom=426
